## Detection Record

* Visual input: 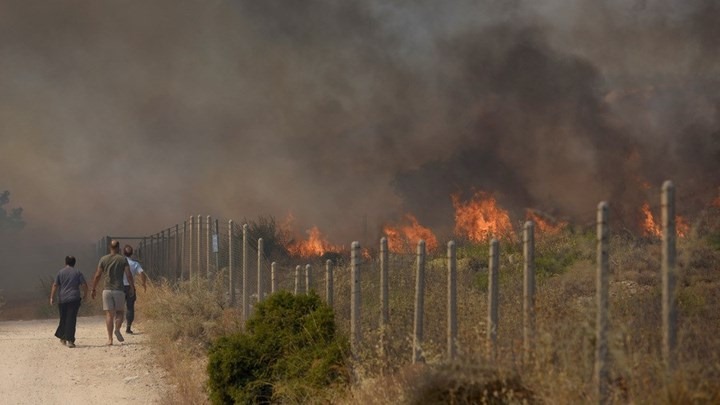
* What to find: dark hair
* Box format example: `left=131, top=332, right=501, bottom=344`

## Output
left=110, top=240, right=120, bottom=250
left=123, top=244, right=134, bottom=257
left=65, top=256, right=76, bottom=266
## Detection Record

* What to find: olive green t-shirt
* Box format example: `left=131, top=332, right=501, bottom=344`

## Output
left=97, top=253, right=128, bottom=291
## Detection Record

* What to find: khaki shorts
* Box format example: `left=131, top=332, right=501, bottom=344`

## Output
left=102, top=290, right=126, bottom=311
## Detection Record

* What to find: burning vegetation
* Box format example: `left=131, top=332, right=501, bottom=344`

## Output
left=452, top=191, right=516, bottom=243
left=640, top=202, right=691, bottom=238
left=280, top=186, right=720, bottom=259
left=383, top=214, right=439, bottom=253
left=285, top=226, right=343, bottom=258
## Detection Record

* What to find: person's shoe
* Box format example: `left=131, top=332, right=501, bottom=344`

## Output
left=60, top=339, right=67, bottom=345
left=66, top=341, right=76, bottom=348
left=126, top=329, right=134, bottom=334
left=114, top=330, right=125, bottom=343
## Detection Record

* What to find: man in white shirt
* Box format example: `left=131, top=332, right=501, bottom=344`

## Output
left=123, top=245, right=147, bottom=334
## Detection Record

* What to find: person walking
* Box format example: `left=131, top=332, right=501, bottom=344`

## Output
left=122, top=244, right=147, bottom=334
left=50, top=256, right=88, bottom=348
left=91, top=239, right=135, bottom=346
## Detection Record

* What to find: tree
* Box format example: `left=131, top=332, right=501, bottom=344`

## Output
left=0, top=190, right=25, bottom=232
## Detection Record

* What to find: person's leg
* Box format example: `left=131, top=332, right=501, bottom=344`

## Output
left=114, top=310, right=125, bottom=342
left=125, top=288, right=136, bottom=332
left=105, top=310, right=114, bottom=345
left=65, top=300, right=81, bottom=345
left=112, top=290, right=127, bottom=342
left=102, top=290, right=117, bottom=345
left=55, top=302, right=67, bottom=343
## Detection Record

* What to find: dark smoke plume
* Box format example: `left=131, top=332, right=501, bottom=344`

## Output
left=1, top=0, right=718, bottom=293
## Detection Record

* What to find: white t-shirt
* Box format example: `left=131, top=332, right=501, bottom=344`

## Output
left=123, top=257, right=144, bottom=286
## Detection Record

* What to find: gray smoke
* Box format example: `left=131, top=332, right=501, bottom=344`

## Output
left=1, top=0, right=718, bottom=293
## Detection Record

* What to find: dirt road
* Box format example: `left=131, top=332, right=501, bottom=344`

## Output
left=0, top=316, right=173, bottom=404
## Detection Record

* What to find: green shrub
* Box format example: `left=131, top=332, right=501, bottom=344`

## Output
left=207, top=291, right=350, bottom=404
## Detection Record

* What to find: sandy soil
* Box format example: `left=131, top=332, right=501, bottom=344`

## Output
left=0, top=316, right=173, bottom=405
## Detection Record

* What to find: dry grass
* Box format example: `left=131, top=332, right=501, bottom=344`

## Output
left=139, top=274, right=243, bottom=405
left=342, top=226, right=720, bottom=404
left=138, top=211, right=720, bottom=404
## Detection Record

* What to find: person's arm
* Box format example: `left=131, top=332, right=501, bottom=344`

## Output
left=139, top=272, right=148, bottom=293
left=125, top=265, right=135, bottom=294
left=50, top=282, right=58, bottom=305
left=91, top=267, right=103, bottom=299
left=80, top=281, right=89, bottom=301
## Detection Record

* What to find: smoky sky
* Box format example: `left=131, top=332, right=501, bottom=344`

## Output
left=1, top=0, right=719, bottom=292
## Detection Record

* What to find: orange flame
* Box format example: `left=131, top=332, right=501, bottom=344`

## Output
left=452, top=191, right=515, bottom=242
left=640, top=203, right=690, bottom=238
left=641, top=202, right=660, bottom=237
left=287, top=226, right=342, bottom=258
left=677, top=217, right=690, bottom=238
left=383, top=214, right=438, bottom=253
left=526, top=210, right=567, bottom=235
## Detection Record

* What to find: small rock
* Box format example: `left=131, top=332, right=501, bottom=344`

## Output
left=124, top=375, right=139, bottom=383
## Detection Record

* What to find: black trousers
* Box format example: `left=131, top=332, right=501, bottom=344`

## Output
left=54, top=299, right=81, bottom=343
left=124, top=286, right=137, bottom=329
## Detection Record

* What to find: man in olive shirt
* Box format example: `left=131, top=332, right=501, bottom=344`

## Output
left=91, top=239, right=135, bottom=345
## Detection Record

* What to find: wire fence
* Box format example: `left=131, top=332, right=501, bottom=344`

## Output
left=93, top=180, right=714, bottom=399
left=93, top=224, right=550, bottom=371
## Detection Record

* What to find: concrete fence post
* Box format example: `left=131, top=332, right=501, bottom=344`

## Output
left=662, top=181, right=677, bottom=374
left=165, top=229, right=171, bottom=279
left=595, top=202, right=610, bottom=404
left=380, top=237, right=389, bottom=328
left=305, top=264, right=312, bottom=293
left=189, top=216, right=194, bottom=280
left=325, top=259, right=333, bottom=308
left=413, top=240, right=426, bottom=364
left=228, top=220, right=235, bottom=307
left=242, top=223, right=249, bottom=323
left=523, top=221, right=536, bottom=365
left=165, top=229, right=170, bottom=279
left=156, top=233, right=160, bottom=274
left=294, top=265, right=301, bottom=295
left=197, top=215, right=203, bottom=282
left=159, top=230, right=165, bottom=279
left=271, top=262, right=277, bottom=294
left=167, top=228, right=172, bottom=279
left=159, top=230, right=163, bottom=279
left=488, top=239, right=499, bottom=361
left=214, top=219, right=219, bottom=279
left=447, top=240, right=457, bottom=361
left=156, top=231, right=161, bottom=279
left=207, top=215, right=212, bottom=279
left=163, top=229, right=169, bottom=278
left=167, top=228, right=172, bottom=281
left=351, top=241, right=361, bottom=355
left=175, top=224, right=180, bottom=282
left=257, top=238, right=264, bottom=303
left=181, top=223, right=186, bottom=281
left=156, top=232, right=160, bottom=274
